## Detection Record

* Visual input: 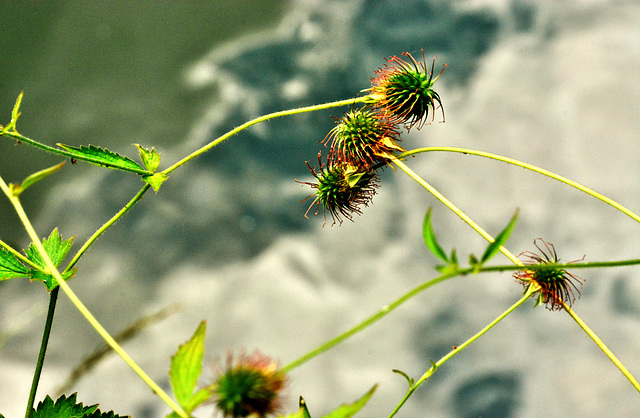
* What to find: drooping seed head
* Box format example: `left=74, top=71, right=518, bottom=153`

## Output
left=368, top=51, right=446, bottom=130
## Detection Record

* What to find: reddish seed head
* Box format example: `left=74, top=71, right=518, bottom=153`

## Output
left=514, top=239, right=585, bottom=311
left=369, top=50, right=446, bottom=130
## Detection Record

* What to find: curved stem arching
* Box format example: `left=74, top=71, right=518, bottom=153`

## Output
left=399, top=147, right=640, bottom=224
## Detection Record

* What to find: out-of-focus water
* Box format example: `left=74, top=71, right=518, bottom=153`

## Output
left=1, top=1, right=639, bottom=417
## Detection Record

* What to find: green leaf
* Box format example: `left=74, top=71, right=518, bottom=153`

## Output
left=28, top=268, right=76, bottom=291
left=143, top=172, right=168, bottom=192
left=3, top=91, right=24, bottom=132
left=57, top=144, right=147, bottom=174
left=279, top=397, right=313, bottom=418
left=12, top=162, right=66, bottom=196
left=135, top=144, right=161, bottom=172
left=323, top=384, right=378, bottom=418
left=392, top=369, right=414, bottom=387
left=32, top=393, right=98, bottom=418
left=0, top=247, right=29, bottom=280
left=422, top=207, right=448, bottom=263
left=170, top=321, right=208, bottom=411
left=480, top=209, right=520, bottom=264
left=24, top=228, right=76, bottom=290
left=83, top=410, right=131, bottom=418
left=25, top=228, right=73, bottom=269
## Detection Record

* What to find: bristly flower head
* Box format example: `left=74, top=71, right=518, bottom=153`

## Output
left=213, top=350, right=287, bottom=417
left=297, top=152, right=379, bottom=226
left=324, top=108, right=404, bottom=168
left=514, top=238, right=585, bottom=311
left=368, top=51, right=446, bottom=130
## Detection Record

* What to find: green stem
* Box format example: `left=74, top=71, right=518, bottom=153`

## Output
left=390, top=157, right=521, bottom=265
left=392, top=152, right=640, bottom=404
left=1, top=131, right=152, bottom=176
left=0, top=237, right=39, bottom=269
left=282, top=255, right=640, bottom=374
left=282, top=269, right=461, bottom=372
left=65, top=184, right=151, bottom=272
left=0, top=176, right=188, bottom=418
left=162, top=97, right=368, bottom=175
left=562, top=301, right=640, bottom=392
left=399, top=147, right=640, bottom=225
left=388, top=290, right=534, bottom=417
left=25, top=286, right=59, bottom=418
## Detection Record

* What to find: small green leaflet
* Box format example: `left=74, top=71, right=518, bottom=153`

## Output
left=279, top=397, right=313, bottom=418
left=422, top=207, right=448, bottom=263
left=479, top=208, right=520, bottom=265
left=279, top=386, right=377, bottom=418
left=57, top=144, right=148, bottom=175
left=135, top=144, right=161, bottom=172
left=24, top=228, right=76, bottom=290
left=323, top=384, right=378, bottom=418
left=392, top=369, right=415, bottom=387
left=169, top=321, right=211, bottom=414
left=2, top=91, right=23, bottom=133
left=143, top=172, right=168, bottom=192
left=0, top=247, right=29, bottom=280
left=31, top=393, right=130, bottom=418
left=10, top=162, right=66, bottom=196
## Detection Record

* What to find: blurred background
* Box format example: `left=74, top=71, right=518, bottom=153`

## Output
left=1, top=1, right=639, bottom=416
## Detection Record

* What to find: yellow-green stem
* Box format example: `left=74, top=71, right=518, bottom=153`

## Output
left=562, top=301, right=640, bottom=392
left=162, top=97, right=367, bottom=175
left=0, top=177, right=188, bottom=418
left=388, top=289, right=535, bottom=417
left=390, top=157, right=521, bottom=265
left=392, top=152, right=639, bottom=397
left=400, top=147, right=640, bottom=224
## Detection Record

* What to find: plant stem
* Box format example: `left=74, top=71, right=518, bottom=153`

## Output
left=392, top=152, right=640, bottom=399
left=282, top=256, right=640, bottom=374
left=390, top=157, right=521, bottom=265
left=400, top=147, right=640, bottom=224
left=562, top=302, right=640, bottom=393
left=162, top=96, right=368, bottom=175
left=388, top=290, right=534, bottom=417
left=65, top=184, right=151, bottom=271
left=0, top=176, right=188, bottom=418
left=25, top=286, right=59, bottom=418
left=283, top=270, right=462, bottom=373
left=0, top=131, right=152, bottom=176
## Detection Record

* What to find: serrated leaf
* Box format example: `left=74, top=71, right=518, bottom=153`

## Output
left=480, top=209, right=520, bottom=264
left=143, top=172, right=168, bottom=192
left=32, top=393, right=98, bottom=418
left=57, top=144, right=147, bottom=174
left=323, top=384, right=378, bottom=418
left=13, top=162, right=66, bottom=196
left=135, top=144, right=161, bottom=172
left=0, top=247, right=29, bottom=280
left=24, top=228, right=75, bottom=290
left=83, top=409, right=131, bottom=418
left=29, top=268, right=77, bottom=291
left=170, top=321, right=207, bottom=410
left=422, top=208, right=448, bottom=263
left=25, top=228, right=73, bottom=269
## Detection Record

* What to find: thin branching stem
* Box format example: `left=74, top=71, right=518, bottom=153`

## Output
left=162, top=97, right=368, bottom=175
left=25, top=287, right=59, bottom=418
left=400, top=147, right=640, bottom=224
left=390, top=156, right=521, bottom=265
left=0, top=175, right=188, bottom=418
left=388, top=289, right=535, bottom=417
